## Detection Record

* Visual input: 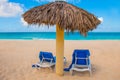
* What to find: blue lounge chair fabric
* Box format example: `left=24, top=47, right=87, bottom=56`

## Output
left=39, top=51, right=55, bottom=63
left=32, top=51, right=55, bottom=68
left=39, top=51, right=66, bottom=63
left=64, top=49, right=90, bottom=71
left=32, top=51, right=66, bottom=68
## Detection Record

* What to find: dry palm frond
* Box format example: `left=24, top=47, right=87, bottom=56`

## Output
left=23, top=1, right=101, bottom=36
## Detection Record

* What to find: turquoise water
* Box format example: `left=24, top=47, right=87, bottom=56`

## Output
left=0, top=32, right=120, bottom=40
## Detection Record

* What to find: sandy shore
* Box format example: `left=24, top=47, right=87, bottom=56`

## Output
left=0, top=40, right=120, bottom=80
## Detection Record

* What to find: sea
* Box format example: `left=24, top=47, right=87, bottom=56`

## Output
left=0, top=32, right=120, bottom=40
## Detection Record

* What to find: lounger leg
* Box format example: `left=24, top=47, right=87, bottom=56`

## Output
left=70, top=70, right=74, bottom=76
left=35, top=64, right=40, bottom=70
left=49, top=67, right=52, bottom=72
left=53, top=65, right=56, bottom=71
left=89, top=70, right=92, bottom=76
left=89, top=65, right=92, bottom=76
left=64, top=58, right=67, bottom=66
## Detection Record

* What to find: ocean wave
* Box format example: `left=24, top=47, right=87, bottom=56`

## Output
left=32, top=38, right=55, bottom=40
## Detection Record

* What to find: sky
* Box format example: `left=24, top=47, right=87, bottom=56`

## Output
left=0, top=0, right=120, bottom=32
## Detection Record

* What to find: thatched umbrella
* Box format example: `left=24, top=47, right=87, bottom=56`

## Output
left=22, top=1, right=101, bottom=76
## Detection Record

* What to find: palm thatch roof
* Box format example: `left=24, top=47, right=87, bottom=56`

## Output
left=22, top=1, right=101, bottom=36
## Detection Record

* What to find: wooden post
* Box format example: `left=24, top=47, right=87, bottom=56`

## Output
left=56, top=24, right=64, bottom=76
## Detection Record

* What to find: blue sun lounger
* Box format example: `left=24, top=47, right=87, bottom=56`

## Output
left=32, top=51, right=66, bottom=70
left=64, top=49, right=92, bottom=76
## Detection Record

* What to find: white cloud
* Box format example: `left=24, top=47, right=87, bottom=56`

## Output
left=0, top=0, right=23, bottom=17
left=21, top=18, right=28, bottom=26
left=0, top=0, right=7, bottom=3
left=98, top=17, right=104, bottom=23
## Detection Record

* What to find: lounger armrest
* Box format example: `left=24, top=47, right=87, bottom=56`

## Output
left=76, top=58, right=89, bottom=59
left=42, top=58, right=54, bottom=64
left=43, top=58, right=53, bottom=60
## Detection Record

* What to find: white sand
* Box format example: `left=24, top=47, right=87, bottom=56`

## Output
left=0, top=40, right=120, bottom=80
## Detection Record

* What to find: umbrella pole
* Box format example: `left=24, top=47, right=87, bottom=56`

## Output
left=56, top=24, right=64, bottom=76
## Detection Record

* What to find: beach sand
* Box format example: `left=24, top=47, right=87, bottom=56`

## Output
left=0, top=40, right=120, bottom=80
